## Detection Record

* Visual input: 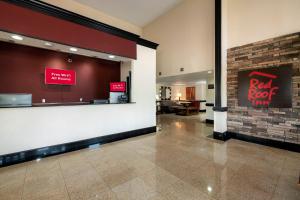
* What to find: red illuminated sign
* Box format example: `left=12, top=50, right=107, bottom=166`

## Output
left=45, top=68, right=76, bottom=85
left=247, top=71, right=279, bottom=106
left=110, top=82, right=126, bottom=92
left=238, top=66, right=292, bottom=108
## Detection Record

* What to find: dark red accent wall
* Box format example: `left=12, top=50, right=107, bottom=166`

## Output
left=0, top=41, right=120, bottom=103
left=0, top=1, right=136, bottom=59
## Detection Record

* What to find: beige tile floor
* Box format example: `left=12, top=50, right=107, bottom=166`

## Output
left=0, top=113, right=299, bottom=200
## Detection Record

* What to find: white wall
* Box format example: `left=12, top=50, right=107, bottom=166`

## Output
left=195, top=84, right=206, bottom=101
left=143, top=0, right=214, bottom=77
left=121, top=61, right=132, bottom=82
left=195, top=83, right=207, bottom=111
left=228, top=0, right=300, bottom=48
left=206, top=77, right=214, bottom=121
left=206, top=77, right=214, bottom=104
left=0, top=45, right=156, bottom=155
left=40, top=0, right=142, bottom=35
left=171, top=85, right=186, bottom=100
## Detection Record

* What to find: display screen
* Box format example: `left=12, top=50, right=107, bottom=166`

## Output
left=110, top=82, right=126, bottom=92
left=45, top=68, right=76, bottom=85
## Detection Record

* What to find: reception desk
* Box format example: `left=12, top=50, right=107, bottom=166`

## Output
left=0, top=102, right=155, bottom=163
left=0, top=1, right=159, bottom=166
left=0, top=45, right=157, bottom=167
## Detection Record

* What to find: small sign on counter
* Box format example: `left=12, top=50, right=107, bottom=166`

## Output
left=110, top=82, right=126, bottom=92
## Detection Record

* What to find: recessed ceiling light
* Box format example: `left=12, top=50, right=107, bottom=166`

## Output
left=45, top=42, right=53, bottom=47
left=208, top=70, right=212, bottom=74
left=11, top=35, right=23, bottom=41
left=69, top=47, right=78, bottom=52
left=108, top=55, right=115, bottom=59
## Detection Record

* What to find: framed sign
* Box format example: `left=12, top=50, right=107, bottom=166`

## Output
left=110, top=82, right=126, bottom=92
left=238, top=65, right=292, bottom=108
left=45, top=68, right=76, bottom=85
left=208, top=84, right=214, bottom=89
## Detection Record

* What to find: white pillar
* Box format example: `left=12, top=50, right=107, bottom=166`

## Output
left=214, top=0, right=228, bottom=136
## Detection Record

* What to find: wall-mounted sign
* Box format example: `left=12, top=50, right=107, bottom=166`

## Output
left=238, top=65, right=292, bottom=108
left=208, top=84, right=214, bottom=89
left=45, top=68, right=76, bottom=85
left=110, top=82, right=126, bottom=92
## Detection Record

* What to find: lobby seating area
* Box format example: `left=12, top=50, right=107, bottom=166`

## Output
left=159, top=100, right=183, bottom=113
left=158, top=100, right=201, bottom=116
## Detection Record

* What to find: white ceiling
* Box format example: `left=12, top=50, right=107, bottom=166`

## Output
left=157, top=71, right=213, bottom=85
left=73, top=0, right=183, bottom=27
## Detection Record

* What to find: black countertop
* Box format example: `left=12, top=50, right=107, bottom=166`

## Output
left=0, top=102, right=136, bottom=108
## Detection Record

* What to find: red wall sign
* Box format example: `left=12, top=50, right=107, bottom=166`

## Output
left=45, top=68, right=76, bottom=85
left=238, top=66, right=292, bottom=108
left=110, top=82, right=126, bottom=92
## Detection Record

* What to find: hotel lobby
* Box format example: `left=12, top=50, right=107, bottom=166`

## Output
left=0, top=0, right=299, bottom=199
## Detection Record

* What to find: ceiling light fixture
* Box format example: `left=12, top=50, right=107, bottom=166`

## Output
left=108, top=55, right=115, bottom=59
left=11, top=35, right=23, bottom=41
left=69, top=47, right=78, bottom=52
left=208, top=70, right=212, bottom=74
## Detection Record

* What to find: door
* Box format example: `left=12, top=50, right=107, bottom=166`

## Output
left=186, top=87, right=195, bottom=100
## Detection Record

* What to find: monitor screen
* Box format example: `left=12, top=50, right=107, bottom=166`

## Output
left=110, top=82, right=126, bottom=92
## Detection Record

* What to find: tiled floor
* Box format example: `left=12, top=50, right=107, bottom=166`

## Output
left=0, top=113, right=299, bottom=200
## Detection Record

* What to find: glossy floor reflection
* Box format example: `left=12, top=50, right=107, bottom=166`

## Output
left=0, top=114, right=299, bottom=200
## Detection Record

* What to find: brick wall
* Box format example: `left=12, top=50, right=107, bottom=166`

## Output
left=227, top=32, right=300, bottom=144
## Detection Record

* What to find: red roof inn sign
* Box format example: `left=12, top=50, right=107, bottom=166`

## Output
left=238, top=66, right=292, bottom=108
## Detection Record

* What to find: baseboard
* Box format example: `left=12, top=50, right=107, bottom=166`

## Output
left=206, top=119, right=214, bottom=124
left=199, top=110, right=206, bottom=112
left=228, top=131, right=300, bottom=153
left=213, top=131, right=231, bottom=141
left=0, top=126, right=156, bottom=167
